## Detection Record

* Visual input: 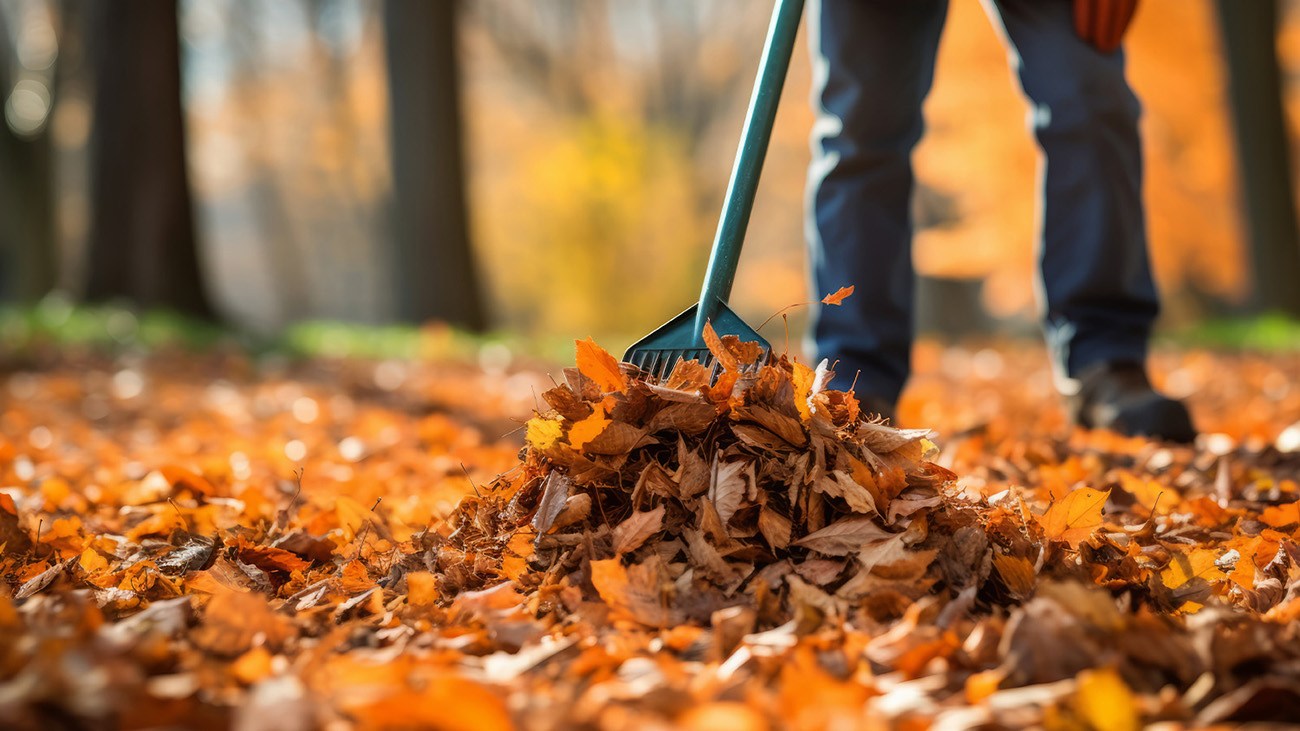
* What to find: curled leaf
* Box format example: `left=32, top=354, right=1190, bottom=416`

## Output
left=821, top=285, right=855, bottom=306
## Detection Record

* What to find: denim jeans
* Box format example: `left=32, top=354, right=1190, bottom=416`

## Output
left=806, top=0, right=1159, bottom=401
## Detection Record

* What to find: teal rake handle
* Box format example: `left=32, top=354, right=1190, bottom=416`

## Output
left=693, top=0, right=805, bottom=342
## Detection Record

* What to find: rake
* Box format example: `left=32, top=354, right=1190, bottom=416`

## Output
left=623, top=0, right=804, bottom=380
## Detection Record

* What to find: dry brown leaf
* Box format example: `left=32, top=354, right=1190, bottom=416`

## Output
left=193, top=590, right=296, bottom=656
left=532, top=472, right=572, bottom=534
left=993, top=552, right=1036, bottom=597
left=758, top=507, right=793, bottom=550
left=814, top=471, right=878, bottom=515
left=708, top=456, right=753, bottom=526
left=702, top=321, right=740, bottom=373
left=613, top=505, right=666, bottom=555
left=746, top=405, right=807, bottom=447
left=686, top=528, right=735, bottom=582
left=795, top=516, right=893, bottom=557
left=590, top=555, right=682, bottom=627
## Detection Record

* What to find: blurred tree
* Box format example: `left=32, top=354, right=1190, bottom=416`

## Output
left=464, top=1, right=774, bottom=337
left=82, top=0, right=214, bottom=318
left=1215, top=0, right=1300, bottom=316
left=0, top=1, right=58, bottom=302
left=382, top=0, right=485, bottom=329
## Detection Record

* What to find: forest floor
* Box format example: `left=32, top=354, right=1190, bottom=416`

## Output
left=1, top=337, right=1299, bottom=730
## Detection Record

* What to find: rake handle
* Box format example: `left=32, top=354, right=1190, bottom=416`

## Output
left=694, top=0, right=805, bottom=342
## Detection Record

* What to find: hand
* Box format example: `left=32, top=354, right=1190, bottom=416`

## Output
left=1073, top=0, right=1139, bottom=53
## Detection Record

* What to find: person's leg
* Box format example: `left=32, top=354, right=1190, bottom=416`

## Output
left=985, top=0, right=1194, bottom=441
left=983, top=0, right=1155, bottom=380
left=806, top=0, right=948, bottom=407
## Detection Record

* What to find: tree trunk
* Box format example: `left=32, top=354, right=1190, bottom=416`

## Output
left=0, top=7, right=57, bottom=302
left=83, top=0, right=214, bottom=318
left=1213, top=0, right=1300, bottom=316
left=382, top=0, right=486, bottom=329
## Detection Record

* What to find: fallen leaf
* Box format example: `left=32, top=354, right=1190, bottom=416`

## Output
left=1075, top=667, right=1140, bottom=731
left=1038, top=488, right=1110, bottom=548
left=758, top=507, right=792, bottom=550
left=795, top=516, right=893, bottom=557
left=1260, top=502, right=1300, bottom=528
left=16, top=561, right=66, bottom=599
left=575, top=338, right=626, bottom=393
left=567, top=406, right=612, bottom=451
left=532, top=472, right=572, bottom=534
left=993, top=553, right=1036, bottom=598
left=709, top=456, right=752, bottom=526
left=590, top=556, right=682, bottom=627
left=525, top=416, right=564, bottom=451
left=613, top=505, right=665, bottom=555
left=814, top=471, right=877, bottom=515
left=702, top=321, right=740, bottom=373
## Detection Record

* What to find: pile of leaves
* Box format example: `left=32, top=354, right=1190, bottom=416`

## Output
left=2, top=342, right=1300, bottom=729
left=443, top=332, right=961, bottom=629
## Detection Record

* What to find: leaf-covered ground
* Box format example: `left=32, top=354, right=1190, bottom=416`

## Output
left=1, top=340, right=1298, bottom=730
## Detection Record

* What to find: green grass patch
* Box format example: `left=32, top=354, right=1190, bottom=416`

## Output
left=0, top=296, right=587, bottom=365
left=1166, top=313, right=1300, bottom=352
left=0, top=295, right=229, bottom=353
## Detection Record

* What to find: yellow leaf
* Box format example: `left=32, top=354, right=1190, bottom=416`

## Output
left=1075, top=667, right=1139, bottom=731
left=1038, top=487, right=1109, bottom=548
left=1161, top=547, right=1224, bottom=590
left=821, top=285, right=855, bottom=306
left=575, top=338, right=625, bottom=392
left=525, top=416, right=564, bottom=451
left=791, top=361, right=815, bottom=422
left=39, top=477, right=72, bottom=506
left=79, top=547, right=109, bottom=574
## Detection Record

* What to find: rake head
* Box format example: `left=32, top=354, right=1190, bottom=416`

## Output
left=623, top=301, right=771, bottom=382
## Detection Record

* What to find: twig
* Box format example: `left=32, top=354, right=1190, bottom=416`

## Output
left=167, top=498, right=191, bottom=533
left=757, top=301, right=815, bottom=332
left=460, top=462, right=482, bottom=498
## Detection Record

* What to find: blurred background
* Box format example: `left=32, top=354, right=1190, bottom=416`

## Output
left=2, top=0, right=1300, bottom=357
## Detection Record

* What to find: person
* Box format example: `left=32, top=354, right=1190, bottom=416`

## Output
left=806, top=0, right=1196, bottom=442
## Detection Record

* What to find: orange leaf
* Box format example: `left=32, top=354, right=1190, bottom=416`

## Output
left=568, top=404, right=612, bottom=452
left=821, top=285, right=855, bottom=306
left=1260, top=502, right=1300, bottom=528
left=160, top=464, right=217, bottom=496
left=236, top=541, right=311, bottom=574
left=346, top=675, right=513, bottom=731
left=1075, top=668, right=1140, bottom=731
left=1161, top=547, right=1225, bottom=590
left=575, top=338, right=626, bottom=393
left=1037, top=487, right=1109, bottom=548
left=701, top=321, right=739, bottom=373
left=590, top=556, right=683, bottom=627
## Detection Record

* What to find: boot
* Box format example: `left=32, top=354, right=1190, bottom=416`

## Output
left=1068, top=361, right=1196, bottom=443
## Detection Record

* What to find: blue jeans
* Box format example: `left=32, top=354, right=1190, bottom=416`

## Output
left=807, top=0, right=1159, bottom=401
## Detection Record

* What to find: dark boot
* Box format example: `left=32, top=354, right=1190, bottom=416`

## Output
left=1068, top=361, right=1196, bottom=443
